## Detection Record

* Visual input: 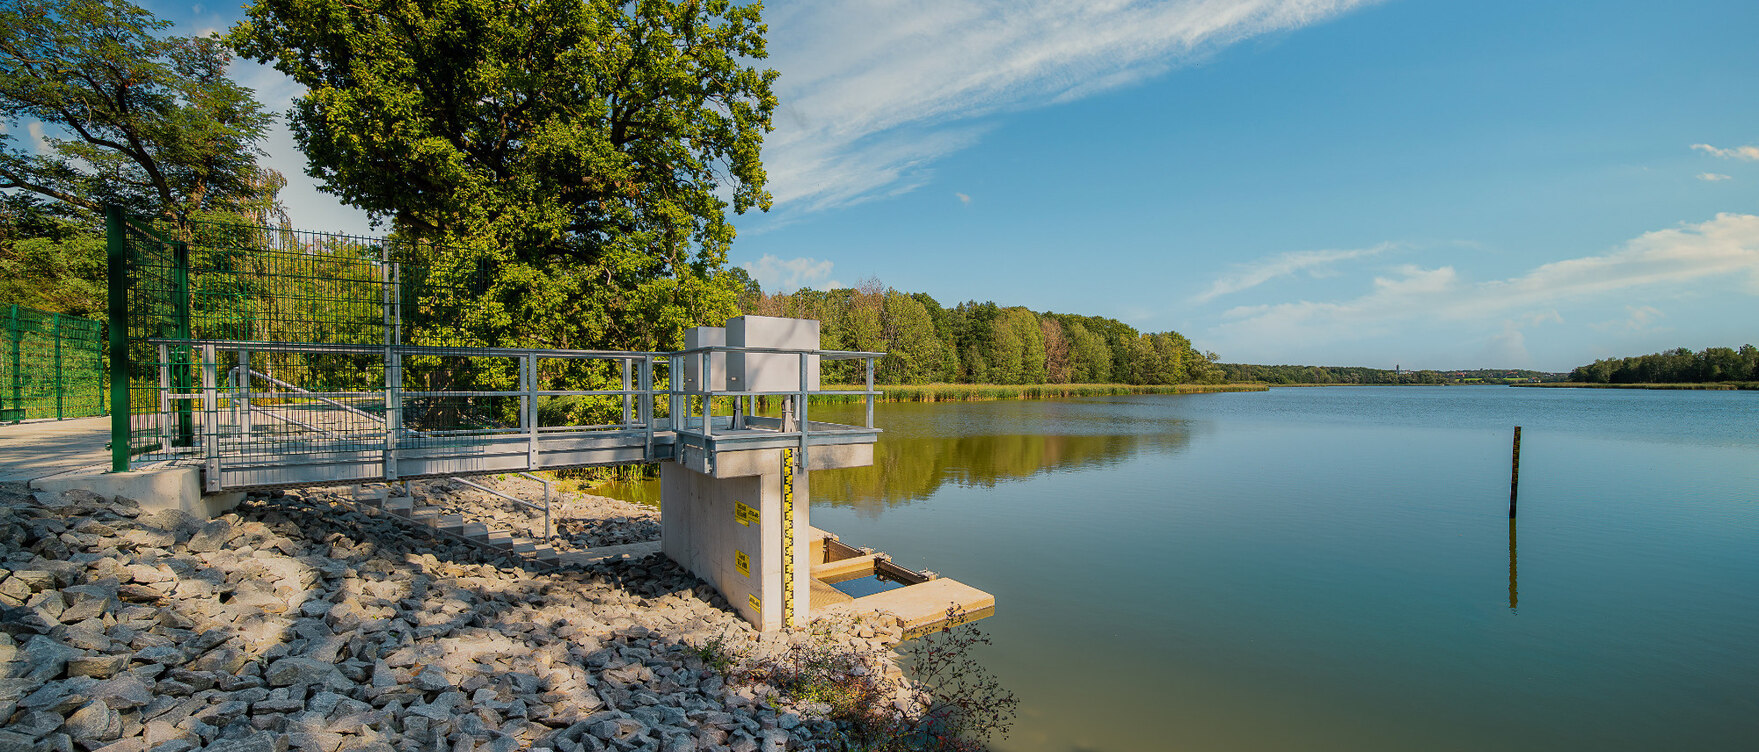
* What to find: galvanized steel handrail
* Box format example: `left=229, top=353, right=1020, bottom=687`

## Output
left=223, top=362, right=555, bottom=537
left=132, top=337, right=883, bottom=491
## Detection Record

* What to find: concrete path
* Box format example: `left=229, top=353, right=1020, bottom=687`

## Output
left=0, top=417, right=111, bottom=483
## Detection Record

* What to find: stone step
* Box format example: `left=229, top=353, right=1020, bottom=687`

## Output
left=459, top=522, right=489, bottom=540
left=432, top=515, right=466, bottom=534
left=528, top=545, right=559, bottom=563
left=482, top=531, right=515, bottom=550
left=383, top=496, right=414, bottom=516
left=350, top=486, right=388, bottom=506
left=510, top=538, right=538, bottom=554
left=407, top=506, right=440, bottom=523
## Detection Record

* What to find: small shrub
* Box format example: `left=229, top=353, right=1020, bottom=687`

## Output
left=735, top=609, right=1017, bottom=752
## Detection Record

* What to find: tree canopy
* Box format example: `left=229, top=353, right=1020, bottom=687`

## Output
left=745, top=282, right=1221, bottom=387
left=1569, top=345, right=1759, bottom=384
left=232, top=0, right=779, bottom=352
left=0, top=0, right=278, bottom=225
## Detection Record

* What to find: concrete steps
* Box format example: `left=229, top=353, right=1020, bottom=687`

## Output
left=345, top=484, right=545, bottom=564
left=340, top=483, right=572, bottom=569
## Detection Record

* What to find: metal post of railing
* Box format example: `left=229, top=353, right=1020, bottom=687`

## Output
left=524, top=353, right=538, bottom=470
left=865, top=356, right=875, bottom=429
left=384, top=349, right=401, bottom=481
left=797, top=351, right=810, bottom=473
left=621, top=358, right=632, bottom=427
left=52, top=312, right=62, bottom=420
left=238, top=349, right=252, bottom=442
left=669, top=355, right=682, bottom=433
left=157, top=344, right=171, bottom=454
left=642, top=355, right=654, bottom=460
left=701, top=349, right=712, bottom=438
left=201, top=344, right=219, bottom=492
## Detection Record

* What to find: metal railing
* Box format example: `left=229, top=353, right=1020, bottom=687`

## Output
left=225, top=363, right=556, bottom=538
left=129, top=338, right=882, bottom=491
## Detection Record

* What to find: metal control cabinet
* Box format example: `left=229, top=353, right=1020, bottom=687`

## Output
left=726, top=315, right=821, bottom=392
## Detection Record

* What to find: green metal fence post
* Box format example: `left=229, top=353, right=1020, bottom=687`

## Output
left=6, top=304, right=18, bottom=421
left=53, top=312, right=62, bottom=420
left=174, top=240, right=193, bottom=448
left=106, top=207, right=130, bottom=471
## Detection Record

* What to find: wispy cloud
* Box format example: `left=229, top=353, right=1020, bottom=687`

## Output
left=1192, top=242, right=1396, bottom=303
left=1697, top=172, right=1733, bottom=182
left=742, top=254, right=843, bottom=293
left=1590, top=305, right=1665, bottom=333
left=762, top=0, right=1381, bottom=212
left=1214, top=213, right=1759, bottom=345
left=955, top=192, right=972, bottom=205
left=1691, top=143, right=1759, bottom=161
left=226, top=59, right=379, bottom=237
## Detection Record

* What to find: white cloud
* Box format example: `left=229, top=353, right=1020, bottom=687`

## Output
left=1193, top=242, right=1395, bottom=303
left=1691, top=143, right=1759, bottom=161
left=1214, top=213, right=1759, bottom=346
left=762, top=0, right=1380, bottom=212
left=742, top=254, right=843, bottom=292
left=1590, top=305, right=1664, bottom=333
left=1697, top=172, right=1732, bottom=181
left=1480, top=321, right=1530, bottom=367
left=26, top=121, right=49, bottom=154
left=955, top=192, right=972, bottom=205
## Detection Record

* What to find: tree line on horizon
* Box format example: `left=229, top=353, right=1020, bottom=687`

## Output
left=1215, top=364, right=1564, bottom=385
left=738, top=280, right=1223, bottom=386
left=1568, top=345, right=1759, bottom=384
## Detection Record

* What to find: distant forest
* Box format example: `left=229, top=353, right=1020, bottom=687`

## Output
left=738, top=280, right=1221, bottom=386
left=1216, top=364, right=1563, bottom=385
left=1568, top=345, right=1759, bottom=384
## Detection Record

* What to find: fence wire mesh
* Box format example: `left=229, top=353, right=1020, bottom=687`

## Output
left=111, top=212, right=672, bottom=473
left=2, top=304, right=105, bottom=422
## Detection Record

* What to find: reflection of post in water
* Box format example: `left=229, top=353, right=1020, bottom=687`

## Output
left=1507, top=518, right=1518, bottom=613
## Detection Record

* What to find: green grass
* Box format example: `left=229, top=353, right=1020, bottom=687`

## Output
left=814, top=382, right=1267, bottom=403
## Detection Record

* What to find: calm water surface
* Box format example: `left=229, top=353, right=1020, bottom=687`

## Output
left=787, top=387, right=1759, bottom=751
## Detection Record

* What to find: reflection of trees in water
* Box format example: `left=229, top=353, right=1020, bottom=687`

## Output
left=811, top=429, right=1191, bottom=511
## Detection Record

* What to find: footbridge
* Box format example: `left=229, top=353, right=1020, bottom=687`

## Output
left=123, top=335, right=882, bottom=492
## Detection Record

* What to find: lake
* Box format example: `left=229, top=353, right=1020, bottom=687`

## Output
left=784, top=386, right=1759, bottom=751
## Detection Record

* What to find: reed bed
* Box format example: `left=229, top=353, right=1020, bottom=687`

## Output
left=1512, top=382, right=1759, bottom=390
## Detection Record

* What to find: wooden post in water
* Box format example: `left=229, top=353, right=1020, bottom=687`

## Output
left=1508, top=518, right=1518, bottom=612
left=1508, top=426, right=1522, bottom=518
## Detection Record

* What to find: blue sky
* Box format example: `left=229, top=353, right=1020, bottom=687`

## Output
left=133, top=0, right=1759, bottom=371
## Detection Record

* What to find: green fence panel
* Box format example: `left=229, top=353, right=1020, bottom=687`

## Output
left=0, top=303, right=107, bottom=423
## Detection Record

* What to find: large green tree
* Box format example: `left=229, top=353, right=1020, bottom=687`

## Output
left=0, top=0, right=277, bottom=226
left=232, top=0, right=778, bottom=353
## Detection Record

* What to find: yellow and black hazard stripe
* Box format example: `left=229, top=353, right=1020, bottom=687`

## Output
left=781, top=447, right=796, bottom=628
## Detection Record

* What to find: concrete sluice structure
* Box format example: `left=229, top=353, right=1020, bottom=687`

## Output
left=68, top=314, right=992, bottom=633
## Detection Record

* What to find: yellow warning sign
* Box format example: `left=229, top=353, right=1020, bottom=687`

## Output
left=734, top=500, right=759, bottom=527
left=748, top=594, right=761, bottom=612
left=734, top=549, right=750, bottom=577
